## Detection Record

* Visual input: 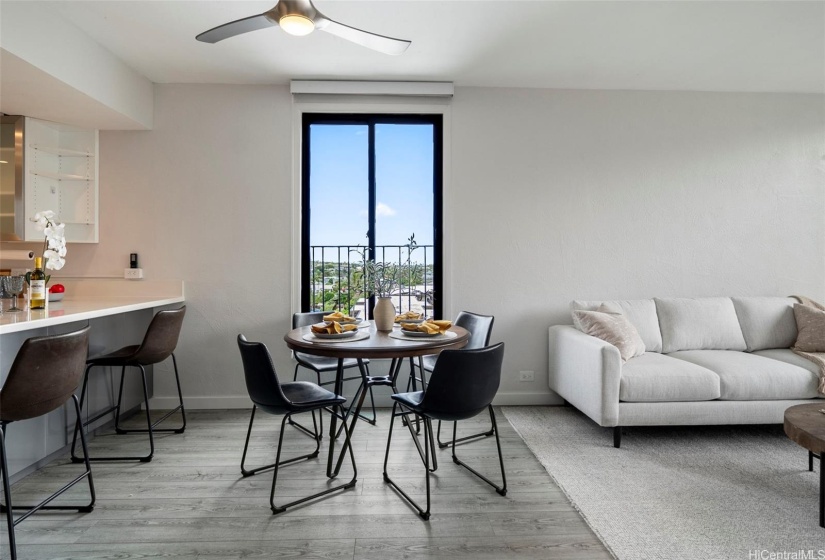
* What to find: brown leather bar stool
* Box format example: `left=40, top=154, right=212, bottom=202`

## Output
left=1, top=326, right=95, bottom=560
left=71, top=306, right=186, bottom=463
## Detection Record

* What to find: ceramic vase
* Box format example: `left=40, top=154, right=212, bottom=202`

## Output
left=373, top=296, right=395, bottom=332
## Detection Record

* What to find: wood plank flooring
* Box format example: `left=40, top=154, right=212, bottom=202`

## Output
left=2, top=408, right=611, bottom=559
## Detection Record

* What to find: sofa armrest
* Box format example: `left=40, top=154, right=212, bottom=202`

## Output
left=548, top=325, right=622, bottom=427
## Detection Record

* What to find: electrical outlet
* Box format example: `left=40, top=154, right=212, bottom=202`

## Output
left=519, top=370, right=535, bottom=382
left=124, top=268, right=144, bottom=280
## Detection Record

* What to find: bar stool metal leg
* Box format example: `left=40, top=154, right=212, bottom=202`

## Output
left=71, top=364, right=154, bottom=463
left=2, top=396, right=96, bottom=560
left=0, top=424, right=17, bottom=560
left=116, top=356, right=186, bottom=435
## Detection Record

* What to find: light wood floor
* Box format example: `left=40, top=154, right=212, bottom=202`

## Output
left=3, top=408, right=611, bottom=559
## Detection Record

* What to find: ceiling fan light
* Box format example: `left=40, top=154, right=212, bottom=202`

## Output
left=280, top=14, right=314, bottom=36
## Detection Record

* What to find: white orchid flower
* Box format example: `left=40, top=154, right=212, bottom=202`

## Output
left=45, top=223, right=65, bottom=238
left=31, top=210, right=68, bottom=272
left=47, top=236, right=66, bottom=249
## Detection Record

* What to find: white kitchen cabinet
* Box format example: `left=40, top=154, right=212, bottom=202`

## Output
left=20, top=117, right=99, bottom=243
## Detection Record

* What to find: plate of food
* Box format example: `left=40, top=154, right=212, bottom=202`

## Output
left=395, top=311, right=425, bottom=324
left=313, top=330, right=358, bottom=340
left=323, top=311, right=360, bottom=324
left=400, top=329, right=442, bottom=338
left=311, top=321, right=359, bottom=339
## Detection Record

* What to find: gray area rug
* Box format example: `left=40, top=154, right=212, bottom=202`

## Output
left=502, top=406, right=824, bottom=560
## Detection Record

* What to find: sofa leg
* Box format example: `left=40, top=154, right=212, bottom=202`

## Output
left=613, top=427, right=622, bottom=448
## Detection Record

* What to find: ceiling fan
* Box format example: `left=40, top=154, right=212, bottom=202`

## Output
left=196, top=0, right=411, bottom=55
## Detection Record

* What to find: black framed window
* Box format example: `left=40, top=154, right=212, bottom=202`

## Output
left=301, top=113, right=443, bottom=320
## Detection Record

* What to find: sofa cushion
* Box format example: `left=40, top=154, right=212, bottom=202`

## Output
left=655, top=297, right=747, bottom=353
left=571, top=299, right=662, bottom=353
left=668, top=350, right=819, bottom=400
left=792, top=304, right=825, bottom=352
left=619, top=353, right=720, bottom=402
left=572, top=308, right=646, bottom=362
left=731, top=297, right=797, bottom=351
left=753, top=349, right=824, bottom=399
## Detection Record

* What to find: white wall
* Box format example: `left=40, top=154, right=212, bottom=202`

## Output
left=0, top=2, right=153, bottom=129
left=15, top=84, right=823, bottom=407
left=450, top=88, right=824, bottom=401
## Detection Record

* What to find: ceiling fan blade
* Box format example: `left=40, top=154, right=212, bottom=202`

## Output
left=316, top=17, right=410, bottom=55
left=196, top=13, right=276, bottom=43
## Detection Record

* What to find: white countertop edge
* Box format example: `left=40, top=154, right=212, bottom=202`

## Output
left=0, top=296, right=185, bottom=334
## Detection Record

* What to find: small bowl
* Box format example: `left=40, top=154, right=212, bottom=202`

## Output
left=48, top=292, right=65, bottom=302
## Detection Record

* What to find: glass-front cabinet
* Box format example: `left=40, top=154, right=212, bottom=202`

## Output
left=0, top=116, right=99, bottom=243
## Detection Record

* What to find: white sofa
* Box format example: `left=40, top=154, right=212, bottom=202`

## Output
left=548, top=297, right=823, bottom=447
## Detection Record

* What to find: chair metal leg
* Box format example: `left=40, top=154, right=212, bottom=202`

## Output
left=382, top=402, right=433, bottom=520
left=269, top=410, right=357, bottom=515
left=241, top=406, right=322, bottom=478
left=435, top=418, right=495, bottom=449
left=449, top=405, right=507, bottom=496
left=290, top=364, right=324, bottom=438
left=1, top=396, right=96, bottom=560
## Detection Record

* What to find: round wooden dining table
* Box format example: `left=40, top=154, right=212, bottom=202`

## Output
left=284, top=321, right=469, bottom=476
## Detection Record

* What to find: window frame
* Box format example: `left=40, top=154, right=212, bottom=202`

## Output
left=300, top=113, right=444, bottom=319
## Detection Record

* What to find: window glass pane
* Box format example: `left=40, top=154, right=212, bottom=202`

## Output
left=375, top=124, right=433, bottom=247
left=309, top=124, right=368, bottom=246
left=376, top=123, right=435, bottom=316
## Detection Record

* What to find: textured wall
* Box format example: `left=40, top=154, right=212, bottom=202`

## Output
left=449, top=88, right=824, bottom=401
left=15, top=84, right=823, bottom=406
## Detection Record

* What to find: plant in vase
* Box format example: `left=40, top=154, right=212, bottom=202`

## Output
left=25, top=211, right=67, bottom=296
left=352, top=234, right=420, bottom=331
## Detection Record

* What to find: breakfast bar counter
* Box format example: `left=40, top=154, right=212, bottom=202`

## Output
left=0, top=278, right=184, bottom=479
left=0, top=295, right=185, bottom=334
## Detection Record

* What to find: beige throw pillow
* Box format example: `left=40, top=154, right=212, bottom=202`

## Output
left=572, top=307, right=646, bottom=362
left=792, top=304, right=825, bottom=352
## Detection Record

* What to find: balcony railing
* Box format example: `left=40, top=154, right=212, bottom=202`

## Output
left=309, top=244, right=435, bottom=319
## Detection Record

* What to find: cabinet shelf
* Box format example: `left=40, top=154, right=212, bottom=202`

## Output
left=29, top=144, right=93, bottom=157
left=29, top=170, right=91, bottom=181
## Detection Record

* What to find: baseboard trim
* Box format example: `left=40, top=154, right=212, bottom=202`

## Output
left=150, top=391, right=558, bottom=410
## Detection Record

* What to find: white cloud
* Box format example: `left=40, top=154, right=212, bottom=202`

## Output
left=377, top=202, right=396, bottom=217
left=358, top=203, right=397, bottom=217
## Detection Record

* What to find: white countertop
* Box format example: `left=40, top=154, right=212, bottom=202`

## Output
left=0, top=278, right=184, bottom=334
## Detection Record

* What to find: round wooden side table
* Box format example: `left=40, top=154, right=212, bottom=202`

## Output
left=784, top=403, right=825, bottom=528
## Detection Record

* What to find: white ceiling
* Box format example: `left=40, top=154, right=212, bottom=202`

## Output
left=46, top=0, right=825, bottom=93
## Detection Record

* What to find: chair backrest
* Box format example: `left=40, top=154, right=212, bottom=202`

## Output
left=293, top=311, right=326, bottom=329
left=454, top=311, right=494, bottom=349
left=133, top=306, right=186, bottom=365
left=0, top=326, right=90, bottom=422
left=237, top=335, right=291, bottom=413
left=419, top=342, right=505, bottom=421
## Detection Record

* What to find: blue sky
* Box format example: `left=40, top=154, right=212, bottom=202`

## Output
left=309, top=123, right=434, bottom=262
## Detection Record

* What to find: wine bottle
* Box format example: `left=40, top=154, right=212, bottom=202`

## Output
left=29, top=257, right=46, bottom=309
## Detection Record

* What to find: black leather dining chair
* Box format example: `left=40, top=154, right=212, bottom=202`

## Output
left=292, top=311, right=376, bottom=427
left=237, top=335, right=357, bottom=514
left=1, top=327, right=95, bottom=560
left=383, top=343, right=507, bottom=520
left=409, top=311, right=495, bottom=447
left=71, top=306, right=186, bottom=463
